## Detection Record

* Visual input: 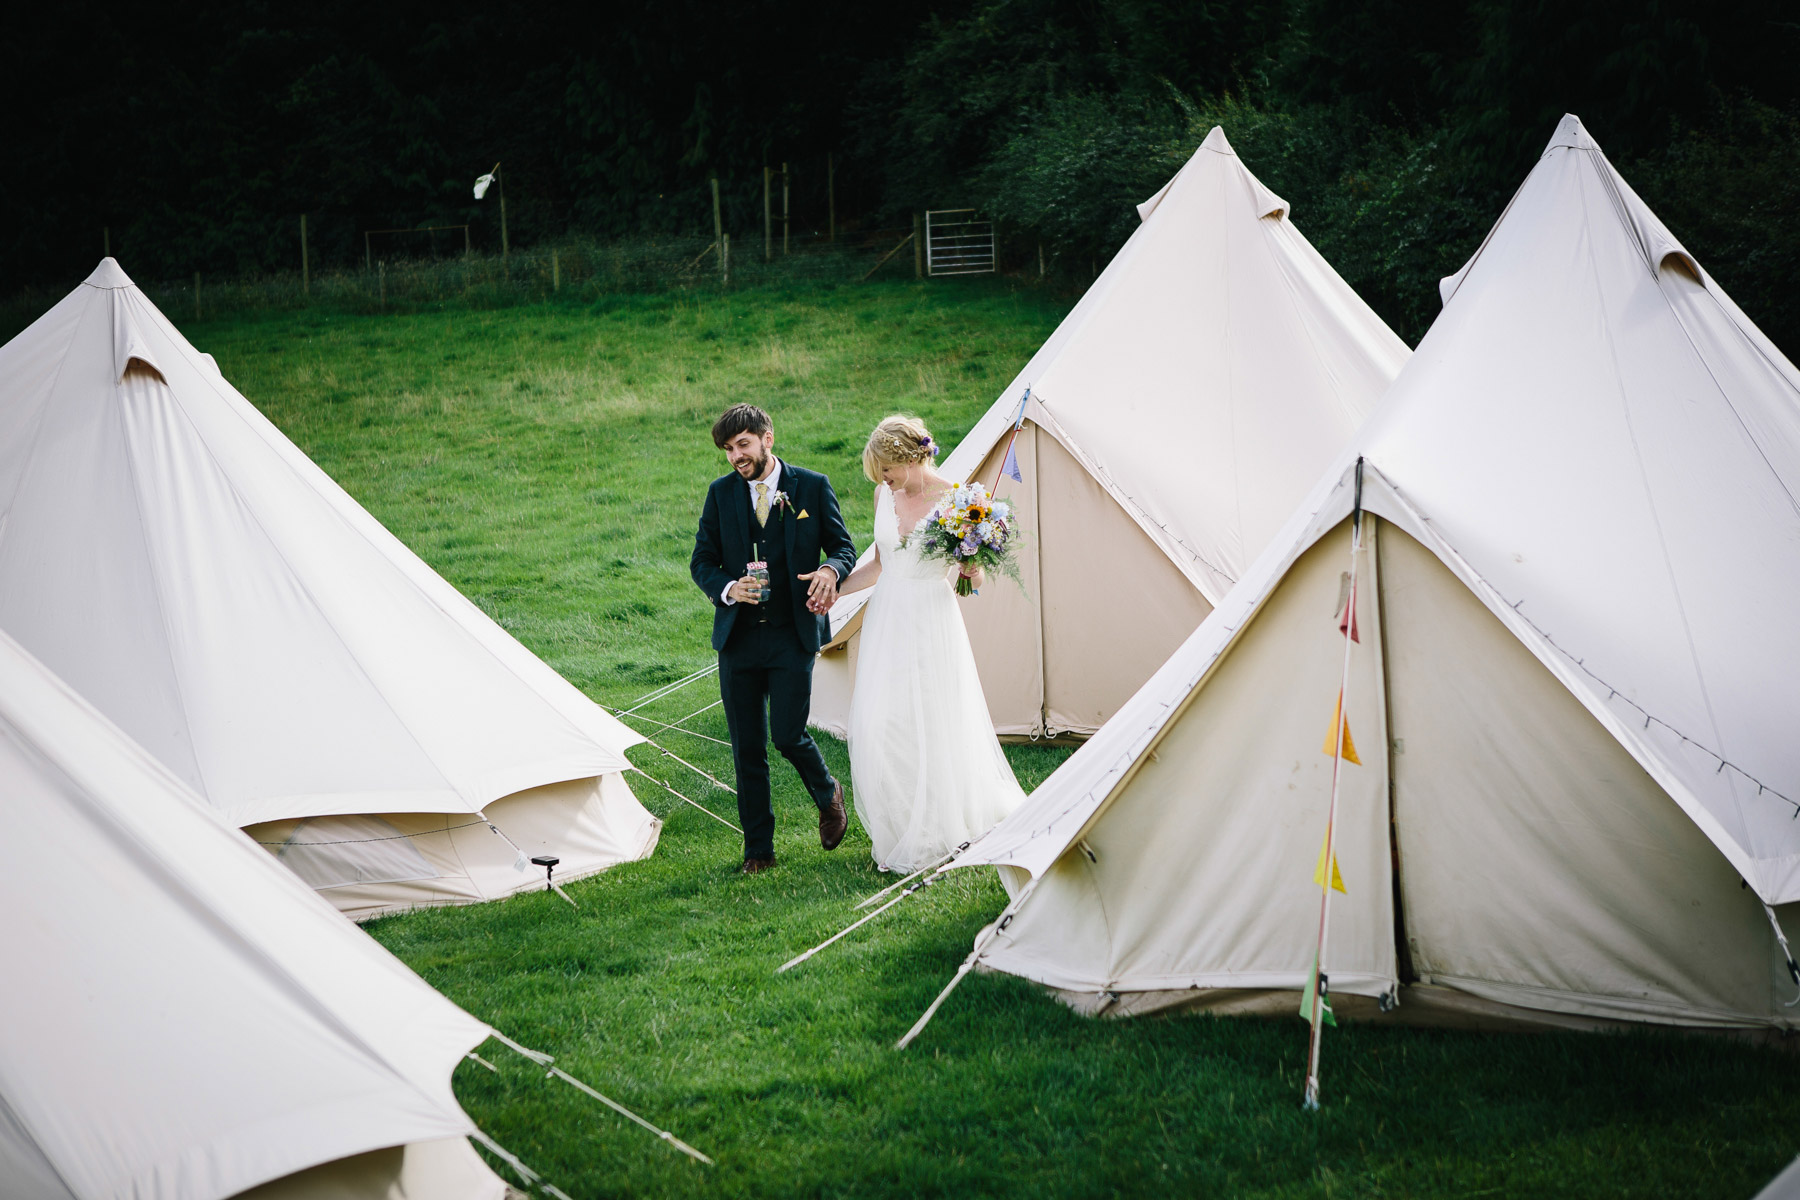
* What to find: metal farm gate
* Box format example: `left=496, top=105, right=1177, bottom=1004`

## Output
left=925, top=210, right=996, bottom=276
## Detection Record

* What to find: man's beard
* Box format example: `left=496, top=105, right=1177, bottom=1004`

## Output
left=736, top=448, right=769, bottom=478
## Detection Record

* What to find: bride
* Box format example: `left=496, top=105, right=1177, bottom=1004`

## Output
left=836, top=415, right=1026, bottom=871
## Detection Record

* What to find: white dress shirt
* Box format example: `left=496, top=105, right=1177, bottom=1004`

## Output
left=723, top=460, right=790, bottom=604
left=720, top=460, right=839, bottom=605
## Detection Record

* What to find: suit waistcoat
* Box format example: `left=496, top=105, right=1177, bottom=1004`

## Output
left=750, top=516, right=795, bottom=629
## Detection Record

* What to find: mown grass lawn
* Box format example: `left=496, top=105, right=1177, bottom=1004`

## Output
left=191, top=278, right=1796, bottom=1199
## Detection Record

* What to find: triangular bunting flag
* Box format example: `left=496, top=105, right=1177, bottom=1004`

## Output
left=1313, top=829, right=1347, bottom=893
left=1332, top=573, right=1360, bottom=642
left=1321, top=693, right=1361, bottom=764
left=1299, top=954, right=1336, bottom=1028
left=1001, top=440, right=1023, bottom=483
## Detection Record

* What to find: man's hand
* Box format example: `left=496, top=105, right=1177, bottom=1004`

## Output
left=729, top=576, right=763, bottom=604
left=799, top=566, right=839, bottom=613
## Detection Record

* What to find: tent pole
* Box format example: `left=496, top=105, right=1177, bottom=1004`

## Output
left=1304, top=459, right=1364, bottom=1110
left=986, top=386, right=1031, bottom=495
left=1761, top=902, right=1800, bottom=1005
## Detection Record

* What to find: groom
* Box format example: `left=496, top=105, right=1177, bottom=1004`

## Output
left=691, top=404, right=858, bottom=873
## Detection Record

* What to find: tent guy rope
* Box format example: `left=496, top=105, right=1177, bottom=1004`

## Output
left=639, top=768, right=743, bottom=833
left=470, top=1128, right=575, bottom=1200
left=253, top=817, right=489, bottom=846
left=777, top=873, right=941, bottom=974
left=615, top=700, right=732, bottom=746
left=896, top=875, right=1041, bottom=1050
left=477, top=814, right=579, bottom=907
left=636, top=738, right=739, bottom=795
left=615, top=666, right=718, bottom=717
left=855, top=849, right=959, bottom=909
left=488, top=1031, right=714, bottom=1164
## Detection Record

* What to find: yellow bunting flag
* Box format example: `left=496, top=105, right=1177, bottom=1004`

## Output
left=1313, top=829, right=1347, bottom=894
left=1321, top=693, right=1361, bottom=764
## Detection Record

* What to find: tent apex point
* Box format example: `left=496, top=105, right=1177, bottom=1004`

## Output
left=83, top=257, right=135, bottom=290
left=1547, top=113, right=1600, bottom=154
left=1199, top=126, right=1234, bottom=156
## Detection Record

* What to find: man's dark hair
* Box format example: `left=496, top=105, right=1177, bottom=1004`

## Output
left=712, top=403, right=772, bottom=448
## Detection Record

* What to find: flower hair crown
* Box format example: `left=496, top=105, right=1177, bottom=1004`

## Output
left=875, top=429, right=937, bottom=462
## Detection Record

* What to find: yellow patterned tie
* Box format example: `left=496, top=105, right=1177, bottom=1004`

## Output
left=754, top=482, right=770, bottom=527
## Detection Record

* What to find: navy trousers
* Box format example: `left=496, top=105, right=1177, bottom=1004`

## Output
left=718, top=621, right=835, bottom=859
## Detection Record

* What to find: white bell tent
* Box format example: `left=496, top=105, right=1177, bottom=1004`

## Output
left=923, top=115, right=1800, bottom=1040
left=0, top=628, right=509, bottom=1199
left=813, top=127, right=1410, bottom=739
left=0, top=260, right=659, bottom=919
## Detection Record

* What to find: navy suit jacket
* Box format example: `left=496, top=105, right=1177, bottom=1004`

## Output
left=690, top=459, right=858, bottom=653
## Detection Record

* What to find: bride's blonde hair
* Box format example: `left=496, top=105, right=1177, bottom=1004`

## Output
left=862, top=414, right=938, bottom=482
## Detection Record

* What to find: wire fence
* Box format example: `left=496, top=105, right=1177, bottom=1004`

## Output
left=0, top=223, right=1023, bottom=332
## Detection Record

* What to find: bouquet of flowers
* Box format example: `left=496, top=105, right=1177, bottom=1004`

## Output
left=906, top=481, right=1022, bottom=596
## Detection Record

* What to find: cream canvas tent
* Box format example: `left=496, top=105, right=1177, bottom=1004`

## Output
left=924, top=115, right=1800, bottom=1035
left=813, top=127, right=1410, bottom=739
left=0, top=628, right=509, bottom=1199
left=0, top=260, right=658, bottom=919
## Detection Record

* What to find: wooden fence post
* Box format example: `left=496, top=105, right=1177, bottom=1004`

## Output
left=763, top=167, right=772, bottom=262
left=300, top=214, right=310, bottom=296
left=378, top=261, right=385, bottom=309
left=913, top=214, right=923, bottom=278
left=722, top=232, right=731, bottom=285
left=827, top=154, right=835, bottom=242
left=464, top=225, right=471, bottom=257
left=781, top=162, right=789, bottom=256
left=712, top=176, right=726, bottom=280
left=552, top=249, right=560, bottom=291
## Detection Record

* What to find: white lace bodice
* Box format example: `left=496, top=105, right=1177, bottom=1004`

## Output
left=873, top=484, right=950, bottom=582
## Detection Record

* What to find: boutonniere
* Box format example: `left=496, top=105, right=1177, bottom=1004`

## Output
left=771, top=489, right=792, bottom=514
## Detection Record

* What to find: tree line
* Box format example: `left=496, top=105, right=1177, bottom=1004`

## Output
left=4, top=0, right=1795, bottom=346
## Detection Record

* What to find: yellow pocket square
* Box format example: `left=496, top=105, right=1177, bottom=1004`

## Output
left=797, top=509, right=810, bottom=519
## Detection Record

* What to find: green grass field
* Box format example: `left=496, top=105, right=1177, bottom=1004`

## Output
left=188, top=279, right=1796, bottom=1199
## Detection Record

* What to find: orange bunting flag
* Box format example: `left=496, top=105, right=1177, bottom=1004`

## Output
left=1313, top=829, right=1347, bottom=893
left=1321, top=693, right=1361, bottom=764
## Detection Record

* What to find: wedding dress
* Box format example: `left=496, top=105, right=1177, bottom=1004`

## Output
left=847, top=484, right=1026, bottom=871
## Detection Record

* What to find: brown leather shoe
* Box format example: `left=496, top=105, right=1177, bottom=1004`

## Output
left=819, top=779, right=848, bottom=851
left=742, top=856, right=776, bottom=874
